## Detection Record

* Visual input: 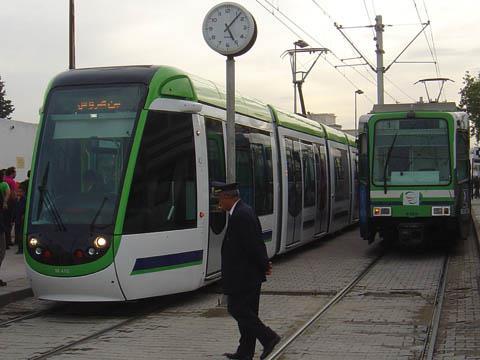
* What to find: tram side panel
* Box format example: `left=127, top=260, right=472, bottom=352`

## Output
left=114, top=111, right=207, bottom=300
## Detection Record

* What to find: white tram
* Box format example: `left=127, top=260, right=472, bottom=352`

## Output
left=25, top=66, right=358, bottom=301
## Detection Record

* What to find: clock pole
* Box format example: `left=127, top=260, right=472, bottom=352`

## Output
left=226, top=55, right=236, bottom=183
left=203, top=2, right=257, bottom=186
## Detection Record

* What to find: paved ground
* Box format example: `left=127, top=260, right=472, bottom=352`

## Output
left=1, top=202, right=480, bottom=359
left=0, top=247, right=31, bottom=306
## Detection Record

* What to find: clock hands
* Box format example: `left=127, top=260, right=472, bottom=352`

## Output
left=226, top=11, right=242, bottom=29
left=224, top=11, right=242, bottom=41
left=224, top=25, right=235, bottom=41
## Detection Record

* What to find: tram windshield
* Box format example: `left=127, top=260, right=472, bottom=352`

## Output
left=372, top=118, right=450, bottom=186
left=29, top=84, right=146, bottom=229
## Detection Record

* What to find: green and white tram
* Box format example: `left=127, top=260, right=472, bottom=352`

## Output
left=358, top=102, right=470, bottom=246
left=25, top=66, right=358, bottom=301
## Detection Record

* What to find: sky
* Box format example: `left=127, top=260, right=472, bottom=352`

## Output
left=1, top=0, right=479, bottom=130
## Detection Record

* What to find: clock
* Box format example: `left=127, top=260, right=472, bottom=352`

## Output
left=203, top=2, right=257, bottom=57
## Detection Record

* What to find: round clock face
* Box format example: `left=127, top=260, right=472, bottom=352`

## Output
left=203, top=2, right=257, bottom=57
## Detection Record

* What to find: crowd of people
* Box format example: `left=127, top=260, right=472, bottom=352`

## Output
left=0, top=166, right=29, bottom=287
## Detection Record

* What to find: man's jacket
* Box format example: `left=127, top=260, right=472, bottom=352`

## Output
left=221, top=200, right=269, bottom=294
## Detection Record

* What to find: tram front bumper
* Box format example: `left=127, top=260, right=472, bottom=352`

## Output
left=397, top=223, right=424, bottom=246
left=26, top=263, right=125, bottom=302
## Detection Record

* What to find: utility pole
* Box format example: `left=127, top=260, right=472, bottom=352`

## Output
left=375, top=16, right=384, bottom=105
left=335, top=16, right=432, bottom=105
left=69, top=0, right=75, bottom=69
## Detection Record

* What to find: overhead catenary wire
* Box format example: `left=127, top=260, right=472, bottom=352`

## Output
left=307, top=0, right=404, bottom=103
left=255, top=0, right=379, bottom=103
left=412, top=0, right=440, bottom=77
left=362, top=0, right=376, bottom=38
left=311, top=0, right=438, bottom=103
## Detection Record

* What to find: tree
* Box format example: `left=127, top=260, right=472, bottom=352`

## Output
left=460, top=71, right=480, bottom=141
left=0, top=76, right=15, bottom=119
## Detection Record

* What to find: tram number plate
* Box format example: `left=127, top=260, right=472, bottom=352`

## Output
left=54, top=268, right=71, bottom=274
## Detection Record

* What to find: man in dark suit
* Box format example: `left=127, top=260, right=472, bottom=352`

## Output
left=215, top=183, right=281, bottom=360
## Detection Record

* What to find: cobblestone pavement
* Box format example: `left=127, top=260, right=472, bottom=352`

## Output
left=1, top=220, right=479, bottom=359
left=0, top=228, right=382, bottom=359
left=279, top=248, right=446, bottom=360
left=433, top=230, right=480, bottom=359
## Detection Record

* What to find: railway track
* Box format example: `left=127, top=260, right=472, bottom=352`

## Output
left=267, top=251, right=385, bottom=359
left=420, top=254, right=449, bottom=360
left=0, top=300, right=68, bottom=328
left=267, top=249, right=450, bottom=360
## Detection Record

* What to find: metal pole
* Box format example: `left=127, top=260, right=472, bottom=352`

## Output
left=226, top=56, right=236, bottom=183
left=293, top=43, right=297, bottom=114
left=355, top=91, right=358, bottom=133
left=375, top=15, right=384, bottom=105
left=69, top=0, right=75, bottom=69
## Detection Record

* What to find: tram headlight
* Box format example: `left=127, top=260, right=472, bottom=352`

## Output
left=28, top=237, right=39, bottom=248
left=35, top=247, right=42, bottom=256
left=373, top=207, right=391, bottom=216
left=93, top=236, right=108, bottom=249
left=432, top=206, right=450, bottom=216
left=87, top=247, right=97, bottom=256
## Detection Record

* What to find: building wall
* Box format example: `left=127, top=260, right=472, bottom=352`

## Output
left=0, top=119, right=38, bottom=182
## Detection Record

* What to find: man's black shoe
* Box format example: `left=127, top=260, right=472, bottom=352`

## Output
left=222, top=353, right=251, bottom=360
left=260, top=334, right=281, bottom=359
left=0, top=280, right=7, bottom=287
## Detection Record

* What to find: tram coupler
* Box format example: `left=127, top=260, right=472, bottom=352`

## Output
left=397, top=223, right=424, bottom=246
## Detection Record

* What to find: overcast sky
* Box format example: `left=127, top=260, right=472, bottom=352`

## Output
left=1, top=0, right=479, bottom=129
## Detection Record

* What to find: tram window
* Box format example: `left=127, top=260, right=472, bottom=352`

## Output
left=456, top=131, right=469, bottom=181
left=333, top=147, right=349, bottom=201
left=235, top=124, right=273, bottom=216
left=206, top=118, right=226, bottom=235
left=124, top=111, right=197, bottom=234
left=302, top=143, right=315, bottom=207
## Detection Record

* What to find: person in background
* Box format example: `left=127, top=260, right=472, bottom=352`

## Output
left=474, top=176, right=480, bottom=199
left=0, top=170, right=7, bottom=286
left=4, top=167, right=17, bottom=247
left=0, top=170, right=10, bottom=250
left=20, top=169, right=30, bottom=195
left=14, top=186, right=26, bottom=254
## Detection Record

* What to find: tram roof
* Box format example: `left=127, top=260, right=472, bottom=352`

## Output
left=270, top=108, right=325, bottom=138
left=48, top=65, right=352, bottom=143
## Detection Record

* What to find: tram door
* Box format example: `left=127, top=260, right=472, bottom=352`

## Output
left=329, top=144, right=351, bottom=232
left=350, top=147, right=359, bottom=223
left=314, top=143, right=329, bottom=235
left=285, top=138, right=303, bottom=246
left=205, top=118, right=227, bottom=276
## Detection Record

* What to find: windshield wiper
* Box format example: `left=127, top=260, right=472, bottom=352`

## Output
left=36, top=161, right=66, bottom=231
left=383, top=133, right=398, bottom=194
left=90, top=196, right=109, bottom=233
left=36, top=162, right=50, bottom=220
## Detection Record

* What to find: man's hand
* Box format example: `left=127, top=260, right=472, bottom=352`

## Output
left=266, top=261, right=272, bottom=276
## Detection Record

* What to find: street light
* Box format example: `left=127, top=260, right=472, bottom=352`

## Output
left=354, top=89, right=364, bottom=134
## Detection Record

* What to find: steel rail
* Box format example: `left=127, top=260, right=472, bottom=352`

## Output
left=267, top=251, right=385, bottom=360
left=0, top=303, right=67, bottom=328
left=420, top=253, right=449, bottom=360
left=28, top=302, right=167, bottom=360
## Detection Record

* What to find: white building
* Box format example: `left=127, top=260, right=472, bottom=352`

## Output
left=0, top=119, right=38, bottom=182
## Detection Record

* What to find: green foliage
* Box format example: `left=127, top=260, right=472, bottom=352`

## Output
left=0, top=76, right=15, bottom=119
left=460, top=71, right=480, bottom=141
